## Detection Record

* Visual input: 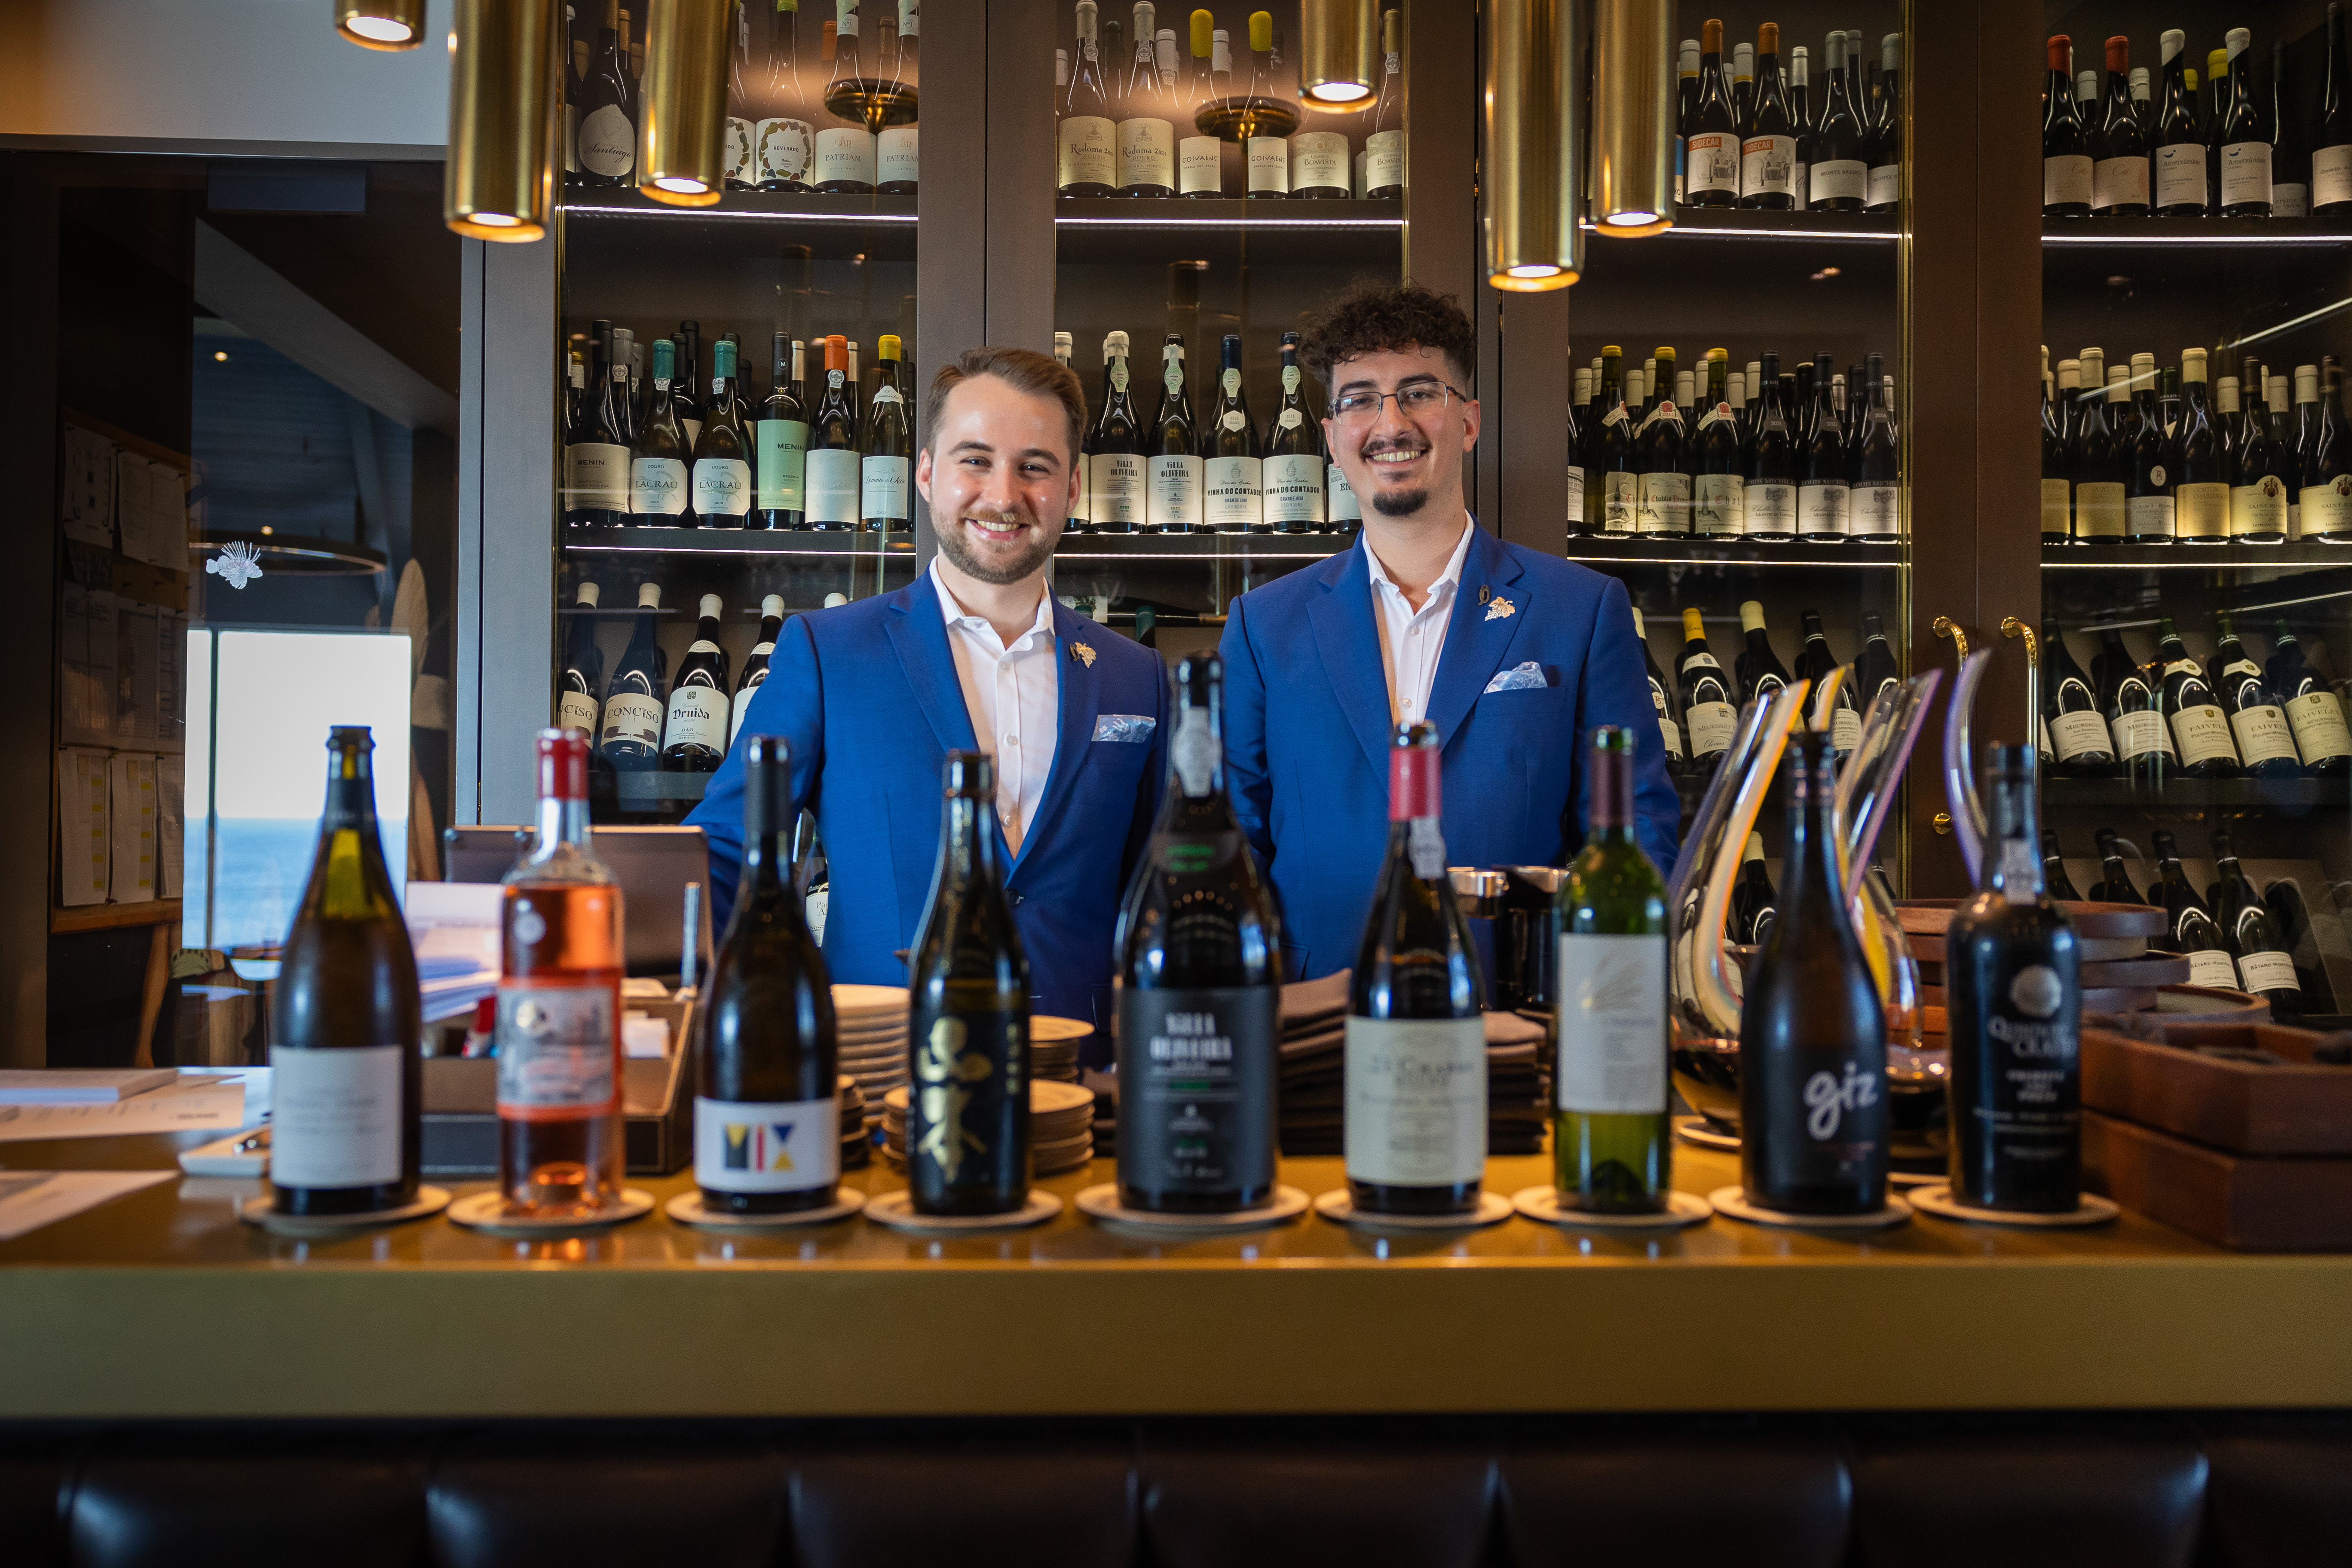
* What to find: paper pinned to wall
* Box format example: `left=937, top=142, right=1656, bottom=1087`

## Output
left=114, top=600, right=160, bottom=743
left=108, top=753, right=159, bottom=903
left=116, top=453, right=188, bottom=570
left=157, top=754, right=185, bottom=900
left=56, top=749, right=111, bottom=907
left=59, top=427, right=117, bottom=548
left=58, top=585, right=119, bottom=744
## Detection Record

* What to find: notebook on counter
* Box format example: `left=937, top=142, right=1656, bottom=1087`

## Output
left=0, top=1070, right=178, bottom=1105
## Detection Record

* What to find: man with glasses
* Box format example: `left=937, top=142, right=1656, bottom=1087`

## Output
left=1218, top=282, right=1680, bottom=981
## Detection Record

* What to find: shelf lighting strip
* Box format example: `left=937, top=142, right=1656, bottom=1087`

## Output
left=1568, top=552, right=1902, bottom=568
left=563, top=203, right=921, bottom=224
left=1055, top=215, right=1402, bottom=231
left=2043, top=231, right=2352, bottom=248
left=2043, top=553, right=2352, bottom=569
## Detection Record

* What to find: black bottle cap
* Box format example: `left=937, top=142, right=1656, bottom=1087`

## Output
left=944, top=749, right=995, bottom=796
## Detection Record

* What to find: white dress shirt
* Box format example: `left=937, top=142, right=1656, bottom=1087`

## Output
left=1366, top=514, right=1477, bottom=726
left=932, top=559, right=1060, bottom=854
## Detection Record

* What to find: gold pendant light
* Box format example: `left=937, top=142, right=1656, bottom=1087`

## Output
left=337, top=0, right=426, bottom=49
left=1483, top=0, right=1580, bottom=290
left=1300, top=0, right=1378, bottom=108
left=1589, top=0, right=1676, bottom=236
left=444, top=0, right=557, bottom=241
left=638, top=0, right=732, bottom=205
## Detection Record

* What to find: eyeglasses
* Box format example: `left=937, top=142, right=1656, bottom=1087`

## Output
left=1328, top=381, right=1466, bottom=425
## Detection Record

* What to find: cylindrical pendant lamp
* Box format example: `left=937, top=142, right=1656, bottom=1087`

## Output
left=337, top=0, right=426, bottom=49
left=638, top=0, right=732, bottom=205
left=1589, top=0, right=1676, bottom=236
left=444, top=0, right=557, bottom=240
left=1301, top=0, right=1378, bottom=108
left=1483, top=0, right=1581, bottom=290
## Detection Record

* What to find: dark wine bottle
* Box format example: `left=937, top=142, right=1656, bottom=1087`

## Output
left=2154, top=29, right=2208, bottom=216
left=1114, top=654, right=1282, bottom=1213
left=1738, top=730, right=1889, bottom=1215
left=1728, top=832, right=1778, bottom=944
left=2302, top=362, right=2352, bottom=542
left=2273, top=40, right=2310, bottom=217
left=2208, top=829, right=2303, bottom=1011
left=2093, top=34, right=2151, bottom=215
left=558, top=581, right=606, bottom=739
left=671, top=322, right=704, bottom=447
left=2043, top=34, right=2093, bottom=217
left=861, top=334, right=913, bottom=533
left=575, top=0, right=638, bottom=187
left=2042, top=830, right=2085, bottom=901
left=1263, top=331, right=1326, bottom=533
left=2127, top=358, right=2178, bottom=543
left=1346, top=721, right=1488, bottom=1216
left=1733, top=600, right=1794, bottom=707
left=2318, top=3, right=2352, bottom=216
left=1201, top=334, right=1263, bottom=533
left=1684, top=18, right=1741, bottom=207
left=2217, top=27, right=2273, bottom=218
left=1865, top=32, right=1903, bottom=210
left=1553, top=726, right=1671, bottom=1214
left=1676, top=607, right=1739, bottom=770
left=2153, top=616, right=2241, bottom=778
left=2267, top=621, right=2352, bottom=775
left=1595, top=346, right=1639, bottom=536
left=2041, top=360, right=2072, bottom=542
left=271, top=726, right=423, bottom=1216
left=2070, top=364, right=2129, bottom=540
left=1809, top=28, right=1867, bottom=211
left=1945, top=744, right=2082, bottom=1213
left=2089, top=826, right=2147, bottom=906
left=753, top=334, right=809, bottom=530
left=565, top=319, right=632, bottom=529
left=1799, top=360, right=1850, bottom=540
left=1795, top=610, right=1861, bottom=756
left=1852, top=610, right=1900, bottom=711
left=695, top=735, right=841, bottom=1214
left=2208, top=611, right=2301, bottom=778
left=1692, top=351, right=1746, bottom=538
left=2174, top=349, right=2228, bottom=544
left=1631, top=608, right=1684, bottom=774
left=1147, top=332, right=1203, bottom=533
left=2152, top=828, right=2242, bottom=990
left=1634, top=346, right=1690, bottom=537
left=2044, top=622, right=2116, bottom=776
left=661, top=594, right=731, bottom=774
left=2096, top=628, right=2172, bottom=787
left=1740, top=23, right=1798, bottom=209
left=1851, top=352, right=1900, bottom=542
left=1745, top=351, right=1798, bottom=542
left=689, top=338, right=752, bottom=527
left=729, top=594, right=785, bottom=747
left=629, top=337, right=692, bottom=523
left=907, top=751, right=1032, bottom=1216
left=598, top=582, right=667, bottom=772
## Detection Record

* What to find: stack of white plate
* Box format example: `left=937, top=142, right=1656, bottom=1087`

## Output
left=832, top=984, right=910, bottom=1131
left=880, top=1079, right=1097, bottom=1176
left=1030, top=1015, right=1093, bottom=1083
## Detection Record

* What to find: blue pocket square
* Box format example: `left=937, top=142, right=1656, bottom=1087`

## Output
left=1482, top=662, right=1551, bottom=694
left=1092, top=714, right=1157, bottom=742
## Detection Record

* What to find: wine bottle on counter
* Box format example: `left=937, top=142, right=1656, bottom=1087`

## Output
left=753, top=334, right=808, bottom=530
left=907, top=751, right=1032, bottom=1216
left=630, top=337, right=692, bottom=521
left=2043, top=624, right=2115, bottom=776
left=1147, top=332, right=1202, bottom=533
left=805, top=335, right=862, bottom=531
left=598, top=582, right=667, bottom=772
left=2042, top=831, right=2085, bottom=902
left=1677, top=607, right=1738, bottom=771
left=660, top=594, right=732, bottom=774
left=695, top=735, right=841, bottom=1215
left=2150, top=828, right=2242, bottom=991
left=498, top=730, right=628, bottom=1217
left=2089, top=827, right=2147, bottom=906
left=731, top=594, right=787, bottom=746
left=1202, top=334, right=1263, bottom=533
left=2153, top=616, right=2240, bottom=778
left=1264, top=331, right=1326, bottom=533
left=1739, top=729, right=1888, bottom=1216
left=558, top=582, right=605, bottom=737
left=1734, top=600, right=1792, bottom=707
left=271, top=726, right=423, bottom=1218
left=1945, top=743, right=2082, bottom=1213
left=1347, top=721, right=1487, bottom=1217
left=2208, top=829, right=2303, bottom=1013
left=2208, top=612, right=2302, bottom=778
left=1728, top=833, right=1777, bottom=945
left=2267, top=622, right=2352, bottom=775
left=1114, top=653, right=1281, bottom=1213
left=862, top=335, right=913, bottom=533
left=1631, top=608, right=1684, bottom=775
left=1553, top=726, right=1671, bottom=1215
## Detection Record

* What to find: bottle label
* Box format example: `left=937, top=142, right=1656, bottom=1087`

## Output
left=631, top=455, right=689, bottom=516
left=2272, top=183, right=2311, bottom=218
left=1831, top=705, right=1862, bottom=753
left=579, top=103, right=636, bottom=177
left=1088, top=452, right=1145, bottom=526
left=803, top=447, right=863, bottom=525
left=2049, top=709, right=2111, bottom=761
left=269, top=1044, right=403, bottom=1189
left=558, top=689, right=600, bottom=734
left=877, top=126, right=919, bottom=185
left=1116, top=116, right=1175, bottom=187
left=1686, top=131, right=1738, bottom=195
left=2236, top=949, right=2300, bottom=995
left=1203, top=454, right=1263, bottom=528
left=2126, top=494, right=2176, bottom=539
left=2170, top=702, right=2236, bottom=766
left=1170, top=705, right=1219, bottom=795
left=1685, top=700, right=1738, bottom=756
left=1290, top=130, right=1350, bottom=191
left=2042, top=153, right=2093, bottom=207
left=1247, top=135, right=1291, bottom=193
left=2073, top=480, right=2126, bottom=538
left=567, top=442, right=631, bottom=512
left=814, top=126, right=877, bottom=186
left=2315, top=143, right=2352, bottom=208
left=1867, top=162, right=1901, bottom=207
left=1282, top=364, right=1302, bottom=395
left=566, top=103, right=579, bottom=175
left=2155, top=142, right=2207, bottom=208
left=2220, top=142, right=2272, bottom=206
left=1798, top=481, right=1852, bottom=536
left=600, top=690, right=665, bottom=750
left=665, top=683, right=729, bottom=753
left=1853, top=482, right=1900, bottom=536
left=1327, top=460, right=1361, bottom=522
left=1657, top=714, right=1683, bottom=759
left=1148, top=453, right=1204, bottom=530
left=729, top=674, right=766, bottom=744
left=1791, top=160, right=1809, bottom=210
left=1262, top=453, right=1326, bottom=526
left=495, top=982, right=620, bottom=1118
left=1565, top=465, right=1586, bottom=525
left=1602, top=470, right=1638, bottom=534
left=694, top=1094, right=840, bottom=1193
left=1813, top=158, right=1866, bottom=202
left=2231, top=476, right=2288, bottom=537
left=2301, top=476, right=2352, bottom=536
left=2093, top=154, right=2150, bottom=210
left=755, top=419, right=810, bottom=511
left=1555, top=934, right=1668, bottom=1115
left=1740, top=133, right=1796, bottom=198
left=861, top=453, right=912, bottom=523
left=2287, top=689, right=2352, bottom=761
left=756, top=118, right=815, bottom=182
left=723, top=117, right=755, bottom=184
left=1744, top=480, right=1797, bottom=535
left=2186, top=949, right=2241, bottom=990
left=1344, top=1015, right=1486, bottom=1186
left=2230, top=704, right=2299, bottom=767
left=1636, top=471, right=1691, bottom=535
left=1221, top=368, right=1242, bottom=397
left=1366, top=129, right=1406, bottom=191
left=2173, top=481, right=2228, bottom=541
left=1694, top=473, right=1744, bottom=536
left=1179, top=135, right=1223, bottom=194
left=1117, top=986, right=1279, bottom=1198
left=906, top=1010, right=1026, bottom=1192
left=2040, top=477, right=2070, bottom=535
left=691, top=456, right=752, bottom=518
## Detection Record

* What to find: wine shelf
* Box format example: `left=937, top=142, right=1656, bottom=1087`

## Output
left=1567, top=538, right=1902, bottom=570
left=2041, top=217, right=2352, bottom=251
left=2042, top=543, right=2352, bottom=574
left=565, top=528, right=918, bottom=557
left=1626, top=211, right=1901, bottom=245
left=1054, top=197, right=1402, bottom=267
left=2042, top=777, right=2350, bottom=813
left=611, top=770, right=713, bottom=805
left=560, top=190, right=919, bottom=262
left=1053, top=531, right=1352, bottom=561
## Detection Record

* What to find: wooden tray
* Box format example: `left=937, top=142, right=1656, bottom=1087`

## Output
left=1896, top=900, right=2169, bottom=940
left=2083, top=1023, right=2352, bottom=1156
left=1916, top=956, right=2188, bottom=989
left=2084, top=1109, right=2352, bottom=1252
left=1907, top=931, right=2150, bottom=964
left=2089, top=986, right=2272, bottom=1027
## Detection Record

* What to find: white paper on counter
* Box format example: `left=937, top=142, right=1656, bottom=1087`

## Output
left=0, top=1170, right=176, bottom=1241
left=0, top=1077, right=247, bottom=1142
left=57, top=748, right=111, bottom=906
left=108, top=753, right=159, bottom=903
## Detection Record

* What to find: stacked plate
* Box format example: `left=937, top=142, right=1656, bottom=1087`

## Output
left=880, top=1079, right=1098, bottom=1175
left=838, top=1076, right=871, bottom=1170
left=833, top=984, right=910, bottom=1131
left=1030, top=1015, right=1092, bottom=1083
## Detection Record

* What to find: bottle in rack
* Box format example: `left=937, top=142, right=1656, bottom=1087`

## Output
left=804, top=335, right=862, bottom=530
left=1634, top=346, right=1688, bottom=537
left=1852, top=610, right=1899, bottom=711
left=1684, top=20, right=1740, bottom=208
left=753, top=335, right=809, bottom=530
left=2272, top=40, right=2309, bottom=218
left=1865, top=32, right=1902, bottom=211
left=1734, top=601, right=1792, bottom=707
left=2093, top=35, right=2150, bottom=215
left=2153, top=616, right=2240, bottom=778
left=2043, top=831, right=2085, bottom=902
left=2041, top=357, right=2071, bottom=542
left=1731, top=40, right=1755, bottom=133
left=1263, top=331, right=1325, bottom=533
left=814, top=6, right=878, bottom=193
left=1795, top=611, right=1860, bottom=754
left=1565, top=368, right=1588, bottom=536
left=1676, top=607, right=1738, bottom=772
left=2070, top=365, right=2129, bottom=540
left=1346, top=721, right=1487, bottom=1217
left=270, top=726, right=423, bottom=1218
left=1365, top=8, right=1405, bottom=199
left=559, top=582, right=606, bottom=738
left=756, top=0, right=816, bottom=191
left=1799, top=353, right=1850, bottom=540
left=1202, top=334, right=1263, bottom=533
left=628, top=338, right=692, bottom=522
left=1808, top=30, right=1865, bottom=212
left=1242, top=11, right=1289, bottom=198
left=2127, top=356, right=2177, bottom=544
left=2044, top=624, right=2116, bottom=776
left=2267, top=622, right=2352, bottom=775
left=661, top=594, right=732, bottom=774
left=1180, top=18, right=1230, bottom=197
left=1084, top=331, right=1142, bottom=533
left=1146, top=332, right=1202, bottom=533
left=566, top=321, right=632, bottom=530
left=598, top=583, right=667, bottom=771
left=2217, top=28, right=2272, bottom=217
left=1727, top=833, right=1778, bottom=945
left=1632, top=608, right=1684, bottom=774
left=689, top=339, right=753, bottom=527
left=2320, top=4, right=2352, bottom=215
left=576, top=0, right=638, bottom=187
left=2095, top=626, right=2171, bottom=786
left=2231, top=355, right=2288, bottom=543
left=2154, top=31, right=2207, bottom=216
left=1693, top=350, right=1744, bottom=538
left=671, top=323, right=704, bottom=446
left=1594, top=346, right=1637, bottom=536
left=2043, top=35, right=2092, bottom=217
left=1741, top=24, right=1798, bottom=209
left=731, top=594, right=787, bottom=745
left=2089, top=827, right=2146, bottom=905
left=2173, top=349, right=2226, bottom=544
left=1746, top=352, right=1798, bottom=542
left=2208, top=829, right=2303, bottom=1013
left=2209, top=611, right=2302, bottom=779
left=2304, top=361, right=2352, bottom=542
left=2150, top=829, right=2241, bottom=991
left=1116, top=1, right=1174, bottom=196
left=875, top=1, right=919, bottom=194
left=724, top=0, right=756, bottom=189
left=861, top=334, right=913, bottom=532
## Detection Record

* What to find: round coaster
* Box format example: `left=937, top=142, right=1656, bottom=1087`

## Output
left=832, top=983, right=909, bottom=1010
left=446, top=1187, right=656, bottom=1236
left=1673, top=1116, right=1742, bottom=1152
left=1906, top=1183, right=2121, bottom=1228
left=665, top=1188, right=866, bottom=1229
left=1706, top=1185, right=1912, bottom=1231
left=1888, top=1169, right=1945, bottom=1190
left=1311, top=1188, right=1514, bottom=1231
left=1075, top=1183, right=1312, bottom=1233
left=239, top=1186, right=452, bottom=1237
left=863, top=1188, right=1063, bottom=1233
left=1030, top=1015, right=1096, bottom=1042
left=1511, top=1185, right=1714, bottom=1230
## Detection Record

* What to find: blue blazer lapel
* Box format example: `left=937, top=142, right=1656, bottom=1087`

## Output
left=1011, top=600, right=1102, bottom=875
left=1306, top=540, right=1397, bottom=774
left=884, top=574, right=980, bottom=756
left=1427, top=524, right=1534, bottom=752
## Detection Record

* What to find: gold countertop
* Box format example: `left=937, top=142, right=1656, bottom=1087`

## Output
left=2, top=1128, right=2348, bottom=1419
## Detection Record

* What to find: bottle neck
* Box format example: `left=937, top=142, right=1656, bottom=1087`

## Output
left=321, top=761, right=380, bottom=833
left=536, top=793, right=593, bottom=850
left=1587, top=747, right=1637, bottom=845
left=1388, top=746, right=1446, bottom=882
left=1778, top=749, right=1845, bottom=910
left=743, top=762, right=790, bottom=898
left=1982, top=774, right=2046, bottom=899
left=940, top=793, right=998, bottom=890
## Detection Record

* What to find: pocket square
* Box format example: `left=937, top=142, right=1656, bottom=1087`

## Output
left=1092, top=713, right=1157, bottom=742
left=1483, top=662, right=1549, bottom=694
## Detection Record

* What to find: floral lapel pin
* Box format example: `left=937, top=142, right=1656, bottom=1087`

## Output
left=1071, top=641, right=1097, bottom=668
left=1484, top=594, right=1515, bottom=622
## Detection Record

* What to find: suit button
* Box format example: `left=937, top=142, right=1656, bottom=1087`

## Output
left=1010, top=892, right=1025, bottom=906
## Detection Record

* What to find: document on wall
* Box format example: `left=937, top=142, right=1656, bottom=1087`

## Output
left=117, top=453, right=189, bottom=570
left=58, top=585, right=119, bottom=744
left=108, top=753, right=159, bottom=903
left=157, top=754, right=185, bottom=900
left=0, top=1171, right=177, bottom=1241
left=56, top=748, right=110, bottom=907
left=114, top=600, right=160, bottom=743
left=0, top=1076, right=248, bottom=1143
left=59, top=427, right=117, bottom=548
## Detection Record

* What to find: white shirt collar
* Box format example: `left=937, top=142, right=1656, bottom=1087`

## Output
left=1365, top=512, right=1477, bottom=613
left=931, top=559, right=1056, bottom=648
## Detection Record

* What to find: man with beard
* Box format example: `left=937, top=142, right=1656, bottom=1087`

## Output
left=690, top=346, right=1166, bottom=1029
left=1218, top=283, right=1680, bottom=981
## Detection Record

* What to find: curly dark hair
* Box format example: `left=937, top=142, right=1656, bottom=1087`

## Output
left=1298, top=281, right=1476, bottom=391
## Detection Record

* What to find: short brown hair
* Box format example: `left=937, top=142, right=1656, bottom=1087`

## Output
left=925, top=346, right=1087, bottom=468
left=1299, top=281, right=1476, bottom=391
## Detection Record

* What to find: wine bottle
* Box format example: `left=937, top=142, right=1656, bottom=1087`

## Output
left=2153, top=616, right=2241, bottom=778
left=1808, top=30, right=1866, bottom=211
left=1631, top=607, right=1684, bottom=774
left=1739, top=729, right=1888, bottom=1216
left=2217, top=27, right=2273, bottom=217
left=271, top=726, right=423, bottom=1217
left=670, top=322, right=704, bottom=447
left=1263, top=331, right=1326, bottom=533
left=2209, top=829, right=2303, bottom=1011
left=860, top=334, right=913, bottom=533
left=2320, top=3, right=2352, bottom=214
left=2267, top=621, right=2352, bottom=775
left=687, top=339, right=753, bottom=527
left=1865, top=32, right=1902, bottom=210
left=1635, top=346, right=1690, bottom=537
left=1849, top=351, right=1899, bottom=542
left=661, top=594, right=732, bottom=774
left=566, top=321, right=633, bottom=529
left=1684, top=20, right=1741, bottom=207
left=1728, top=832, right=1778, bottom=944
left=2154, top=30, right=2208, bottom=216
left=804, top=334, right=862, bottom=530
left=1201, top=334, right=1263, bottom=533
left=1677, top=607, right=1739, bottom=771
left=907, top=751, right=1032, bottom=1215
left=576, top=0, right=638, bottom=186
left=2089, top=827, right=2147, bottom=905
left=1745, top=352, right=1798, bottom=541
left=2204, top=49, right=2229, bottom=217
left=1084, top=331, right=1144, bottom=533
left=1687, top=350, right=1742, bottom=538
left=2169, top=349, right=2227, bottom=543
left=628, top=338, right=692, bottom=522
left=2068, top=366, right=2130, bottom=540
left=2095, top=627, right=2171, bottom=785
left=812, top=5, right=877, bottom=193
left=1594, top=347, right=1638, bottom=536
left=2043, top=35, right=2092, bottom=217
left=598, top=582, right=667, bottom=771
left=1787, top=46, right=1813, bottom=206
left=2093, top=35, right=2151, bottom=214
left=1147, top=333, right=1203, bottom=533
left=2044, top=623, right=2116, bottom=776
left=2042, top=831, right=2086, bottom=902
left=1565, top=367, right=1589, bottom=536
left=1851, top=609, right=1899, bottom=712
left=1945, top=744, right=2082, bottom=1213
left=730, top=594, right=787, bottom=745
left=2151, top=828, right=2242, bottom=990
left=609, top=326, right=640, bottom=447
left=1180, top=21, right=1230, bottom=198
left=1114, top=653, right=1281, bottom=1212
left=2209, top=611, right=2301, bottom=778
left=1058, top=0, right=1116, bottom=195
left=755, top=0, right=816, bottom=191
left=694, top=735, right=840, bottom=1213
left=2127, top=359, right=2178, bottom=544
left=1733, top=601, right=1793, bottom=706
left=1731, top=41, right=1755, bottom=136
left=1553, top=726, right=1671, bottom=1214
left=2272, top=40, right=2310, bottom=218
left=2302, top=361, right=2352, bottom=541
left=2041, top=357, right=2072, bottom=541
left=1346, top=721, right=1487, bottom=1216
left=1795, top=610, right=1861, bottom=756
left=870, top=3, right=919, bottom=194
left=1115, top=1, right=1175, bottom=196
left=1242, top=11, right=1289, bottom=198
left=1799, top=354, right=1850, bottom=540
left=1365, top=9, right=1405, bottom=199
left=753, top=335, right=809, bottom=530
left=558, top=582, right=606, bottom=738
left=2230, top=356, right=2289, bottom=542
left=1740, top=24, right=1798, bottom=209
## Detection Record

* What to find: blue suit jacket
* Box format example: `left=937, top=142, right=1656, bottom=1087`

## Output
left=1218, top=523, right=1681, bottom=981
left=687, top=573, right=1167, bottom=1028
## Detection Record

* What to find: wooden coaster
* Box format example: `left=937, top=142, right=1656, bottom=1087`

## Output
left=1906, top=1183, right=2120, bottom=1228
left=1311, top=1188, right=1514, bottom=1231
left=446, top=1187, right=656, bottom=1236
left=240, top=1186, right=452, bottom=1237
left=1075, top=1183, right=1310, bottom=1233
left=1706, top=1185, right=1912, bottom=1231
left=863, top=1188, right=1063, bottom=1233
left=1511, top=1186, right=1713, bottom=1230
left=665, top=1189, right=866, bottom=1229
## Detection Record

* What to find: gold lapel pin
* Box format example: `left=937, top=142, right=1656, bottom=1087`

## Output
left=1071, top=642, right=1096, bottom=668
left=1477, top=584, right=1491, bottom=604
